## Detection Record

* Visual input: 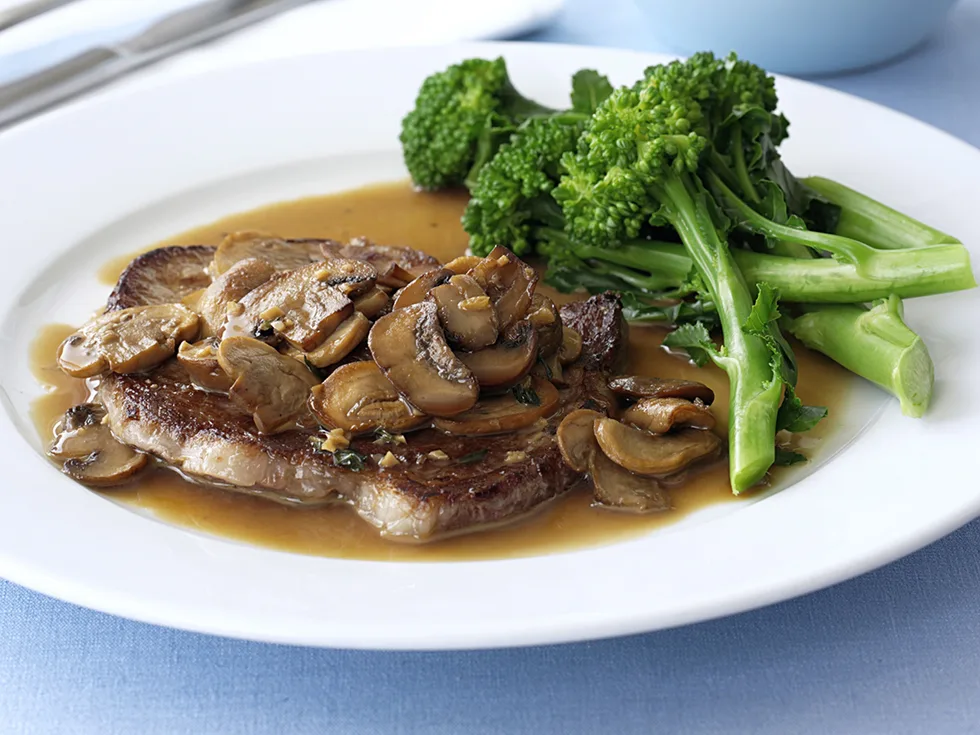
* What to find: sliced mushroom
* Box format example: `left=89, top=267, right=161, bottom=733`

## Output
left=233, top=259, right=376, bottom=351
left=391, top=267, right=453, bottom=310
left=622, top=397, right=716, bottom=434
left=594, top=419, right=722, bottom=477
left=196, top=257, right=275, bottom=337
left=308, top=361, right=425, bottom=434
left=444, top=255, right=483, bottom=274
left=287, top=312, right=371, bottom=369
left=48, top=403, right=147, bottom=486
left=528, top=294, right=563, bottom=358
left=353, top=286, right=390, bottom=319
left=369, top=301, right=478, bottom=417
left=211, top=232, right=324, bottom=275
left=457, top=320, right=538, bottom=391
left=321, top=238, right=440, bottom=288
left=432, top=378, right=559, bottom=435
left=590, top=450, right=670, bottom=513
left=608, top=376, right=715, bottom=405
left=58, top=304, right=200, bottom=378
left=558, top=326, right=583, bottom=365
left=177, top=338, right=233, bottom=392
left=468, top=246, right=538, bottom=330
left=429, top=274, right=498, bottom=351
left=217, top=336, right=320, bottom=433
left=556, top=408, right=604, bottom=472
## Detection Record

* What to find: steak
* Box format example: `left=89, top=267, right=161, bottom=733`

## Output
left=98, top=298, right=623, bottom=541
left=107, top=245, right=215, bottom=311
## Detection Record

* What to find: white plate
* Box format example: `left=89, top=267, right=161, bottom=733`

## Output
left=0, top=42, right=978, bottom=650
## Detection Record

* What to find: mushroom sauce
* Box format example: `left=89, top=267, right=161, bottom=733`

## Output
left=31, top=181, right=853, bottom=561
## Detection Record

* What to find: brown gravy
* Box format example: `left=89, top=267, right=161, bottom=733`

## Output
left=32, top=181, right=853, bottom=561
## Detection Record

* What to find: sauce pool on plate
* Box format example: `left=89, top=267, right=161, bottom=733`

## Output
left=32, top=181, right=853, bottom=561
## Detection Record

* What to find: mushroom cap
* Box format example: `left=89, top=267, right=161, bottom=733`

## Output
left=233, top=259, right=376, bottom=351
left=308, top=361, right=425, bottom=434
left=369, top=301, right=479, bottom=417
left=48, top=403, right=148, bottom=486
left=558, top=326, right=583, bottom=366
left=58, top=303, right=200, bottom=378
left=594, top=419, right=722, bottom=477
left=212, top=232, right=325, bottom=275
left=556, top=408, right=604, bottom=472
left=177, top=338, right=233, bottom=392
left=352, top=286, right=391, bottom=319
left=589, top=450, right=671, bottom=513
left=293, top=312, right=371, bottom=369
left=218, top=336, right=320, bottom=433
left=468, top=246, right=538, bottom=330
left=429, top=274, right=498, bottom=351
left=528, top=294, right=563, bottom=358
left=196, top=257, right=275, bottom=338
left=391, top=267, right=453, bottom=310
left=432, top=378, right=559, bottom=436
left=457, top=320, right=538, bottom=391
left=622, top=397, right=716, bottom=434
left=321, top=237, right=440, bottom=289
left=608, top=375, right=715, bottom=405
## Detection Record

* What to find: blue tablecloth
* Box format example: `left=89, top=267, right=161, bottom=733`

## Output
left=3, top=1, right=980, bottom=732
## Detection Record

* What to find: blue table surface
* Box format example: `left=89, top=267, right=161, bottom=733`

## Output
left=3, top=2, right=980, bottom=733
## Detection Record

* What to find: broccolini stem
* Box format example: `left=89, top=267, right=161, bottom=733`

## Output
left=801, top=176, right=960, bottom=248
left=729, top=127, right=760, bottom=204
left=659, top=174, right=783, bottom=493
left=783, top=296, right=934, bottom=417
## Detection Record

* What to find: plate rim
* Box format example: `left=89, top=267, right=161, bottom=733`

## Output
left=1, top=41, right=978, bottom=650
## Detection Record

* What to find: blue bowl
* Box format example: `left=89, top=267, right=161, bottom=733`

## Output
left=636, top=0, right=959, bottom=75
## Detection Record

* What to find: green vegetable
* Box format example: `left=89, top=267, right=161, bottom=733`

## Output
left=783, top=296, right=934, bottom=417
left=802, top=176, right=960, bottom=249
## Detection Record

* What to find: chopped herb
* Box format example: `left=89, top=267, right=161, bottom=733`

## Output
left=373, top=428, right=397, bottom=445
left=512, top=382, right=540, bottom=406
left=304, top=358, right=327, bottom=381
left=537, top=357, right=553, bottom=380
left=254, top=320, right=275, bottom=339
left=332, top=448, right=366, bottom=472
left=308, top=435, right=327, bottom=453
left=456, top=449, right=488, bottom=464
left=773, top=448, right=807, bottom=467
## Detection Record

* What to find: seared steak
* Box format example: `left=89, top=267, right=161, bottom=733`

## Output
left=107, top=245, right=215, bottom=311
left=98, top=295, right=623, bottom=540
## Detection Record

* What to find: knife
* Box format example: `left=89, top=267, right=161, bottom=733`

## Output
left=0, top=0, right=75, bottom=32
left=0, top=0, right=312, bottom=130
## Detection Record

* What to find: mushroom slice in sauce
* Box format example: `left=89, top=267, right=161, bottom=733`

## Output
left=211, top=232, right=325, bottom=275
left=556, top=408, right=604, bottom=472
left=558, top=326, right=583, bottom=365
left=369, top=301, right=479, bottom=417
left=528, top=294, right=563, bottom=358
left=432, top=378, right=559, bottom=436
left=233, top=259, right=376, bottom=351
left=429, top=274, right=498, bottom=351
left=607, top=375, right=715, bottom=405
left=308, top=361, right=425, bottom=434
left=457, top=320, right=538, bottom=391
left=196, top=257, right=275, bottom=337
left=391, top=267, right=453, bottom=310
left=444, top=255, right=483, bottom=274
left=177, top=338, right=233, bottom=392
left=468, top=246, right=538, bottom=330
left=287, top=312, right=371, bottom=369
left=57, top=303, right=200, bottom=378
left=589, top=451, right=670, bottom=513
left=353, top=286, right=390, bottom=319
left=48, top=403, right=147, bottom=486
left=622, top=397, right=716, bottom=434
left=593, top=419, right=722, bottom=476
left=321, top=237, right=440, bottom=288
left=217, top=336, right=320, bottom=433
